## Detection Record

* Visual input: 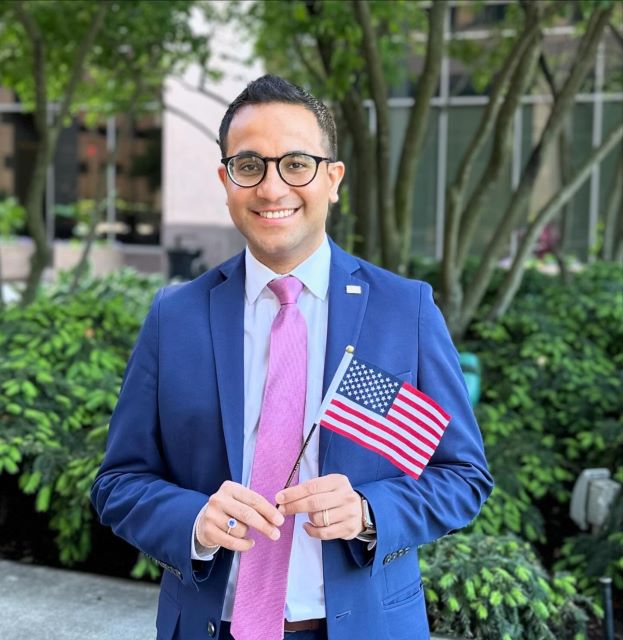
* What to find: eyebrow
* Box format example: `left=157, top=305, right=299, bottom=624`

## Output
left=231, top=149, right=313, bottom=157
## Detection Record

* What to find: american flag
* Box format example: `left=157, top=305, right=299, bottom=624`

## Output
left=316, top=349, right=451, bottom=479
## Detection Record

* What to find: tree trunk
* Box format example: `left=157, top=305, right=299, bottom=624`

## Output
left=441, top=2, right=547, bottom=322
left=308, top=2, right=376, bottom=260
left=15, top=1, right=109, bottom=304
left=21, top=137, right=53, bottom=305
left=601, top=151, right=623, bottom=261
left=394, top=0, right=447, bottom=272
left=488, top=123, right=623, bottom=319
left=353, top=0, right=396, bottom=270
left=455, top=4, right=614, bottom=339
left=455, top=22, right=541, bottom=272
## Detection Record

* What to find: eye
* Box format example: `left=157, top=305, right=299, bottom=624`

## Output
left=282, top=154, right=314, bottom=171
left=233, top=156, right=263, bottom=174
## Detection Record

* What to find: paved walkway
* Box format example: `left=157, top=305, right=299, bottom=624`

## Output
left=0, top=560, right=159, bottom=639
left=0, top=559, right=458, bottom=639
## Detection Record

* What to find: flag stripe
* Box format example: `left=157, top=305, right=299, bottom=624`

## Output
left=320, top=416, right=424, bottom=478
left=331, top=398, right=435, bottom=458
left=401, top=383, right=451, bottom=423
left=385, top=411, right=439, bottom=451
left=387, top=398, right=443, bottom=442
left=324, top=406, right=429, bottom=468
left=393, top=393, right=446, bottom=438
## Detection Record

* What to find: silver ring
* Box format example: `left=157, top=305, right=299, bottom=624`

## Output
left=226, top=517, right=237, bottom=535
left=322, top=509, right=330, bottom=527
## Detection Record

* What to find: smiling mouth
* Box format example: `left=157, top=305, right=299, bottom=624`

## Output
left=254, top=207, right=299, bottom=219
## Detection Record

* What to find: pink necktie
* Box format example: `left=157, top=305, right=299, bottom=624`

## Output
left=231, top=276, right=307, bottom=640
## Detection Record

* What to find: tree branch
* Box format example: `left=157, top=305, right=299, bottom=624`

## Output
left=54, top=2, right=109, bottom=132
left=164, top=101, right=218, bottom=143
left=458, top=3, right=614, bottom=337
left=441, top=1, right=545, bottom=319
left=169, top=75, right=230, bottom=107
left=608, top=20, right=623, bottom=50
left=456, top=23, right=542, bottom=270
left=489, top=122, right=623, bottom=319
left=13, top=0, right=47, bottom=134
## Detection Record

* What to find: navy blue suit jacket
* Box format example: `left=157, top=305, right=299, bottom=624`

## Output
left=91, top=240, right=492, bottom=640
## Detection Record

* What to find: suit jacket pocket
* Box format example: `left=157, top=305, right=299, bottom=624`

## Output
left=382, top=581, right=429, bottom=640
left=156, top=588, right=180, bottom=640
left=382, top=579, right=424, bottom=610
left=394, top=370, right=413, bottom=384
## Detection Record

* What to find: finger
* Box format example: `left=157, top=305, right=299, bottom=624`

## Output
left=228, top=485, right=285, bottom=527
left=223, top=517, right=249, bottom=540
left=226, top=497, right=283, bottom=542
left=307, top=507, right=342, bottom=529
left=276, top=475, right=342, bottom=505
left=303, top=521, right=352, bottom=541
left=196, top=515, right=254, bottom=552
left=201, top=521, right=256, bottom=552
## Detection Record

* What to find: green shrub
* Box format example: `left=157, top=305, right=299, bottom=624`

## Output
left=466, top=261, right=623, bottom=595
left=0, top=268, right=163, bottom=566
left=421, top=533, right=598, bottom=640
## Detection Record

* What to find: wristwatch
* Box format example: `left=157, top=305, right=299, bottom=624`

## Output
left=360, top=495, right=376, bottom=537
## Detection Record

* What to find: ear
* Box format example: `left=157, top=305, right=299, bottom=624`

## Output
left=327, top=161, right=345, bottom=204
left=217, top=165, right=227, bottom=187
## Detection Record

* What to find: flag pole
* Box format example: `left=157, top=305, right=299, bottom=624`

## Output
left=280, top=345, right=355, bottom=492
left=282, top=423, right=318, bottom=490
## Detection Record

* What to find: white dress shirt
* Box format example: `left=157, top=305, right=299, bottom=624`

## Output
left=192, top=236, right=330, bottom=622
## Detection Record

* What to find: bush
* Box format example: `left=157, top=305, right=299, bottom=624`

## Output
left=421, top=533, right=598, bottom=640
left=465, top=261, right=623, bottom=595
left=0, top=268, right=163, bottom=566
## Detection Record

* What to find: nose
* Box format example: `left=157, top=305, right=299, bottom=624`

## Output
left=255, top=160, right=290, bottom=200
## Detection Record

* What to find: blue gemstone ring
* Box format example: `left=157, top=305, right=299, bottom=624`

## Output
left=226, top=518, right=238, bottom=535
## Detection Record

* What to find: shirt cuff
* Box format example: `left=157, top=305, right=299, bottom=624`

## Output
left=191, top=505, right=221, bottom=561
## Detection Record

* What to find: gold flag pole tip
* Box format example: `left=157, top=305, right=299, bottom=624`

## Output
left=346, top=345, right=355, bottom=353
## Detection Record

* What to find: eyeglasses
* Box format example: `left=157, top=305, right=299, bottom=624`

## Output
left=221, top=152, right=334, bottom=188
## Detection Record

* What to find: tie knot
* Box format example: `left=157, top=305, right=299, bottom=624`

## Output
left=268, top=276, right=303, bottom=305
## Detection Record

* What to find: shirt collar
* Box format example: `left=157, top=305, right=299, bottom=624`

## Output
left=245, top=235, right=331, bottom=304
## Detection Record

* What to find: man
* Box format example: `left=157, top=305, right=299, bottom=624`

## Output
left=92, top=75, right=492, bottom=640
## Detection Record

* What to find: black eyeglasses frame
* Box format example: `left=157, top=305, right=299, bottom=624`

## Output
left=220, top=152, right=335, bottom=188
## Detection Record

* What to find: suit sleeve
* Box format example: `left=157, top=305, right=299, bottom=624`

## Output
left=348, top=282, right=493, bottom=575
left=90, top=289, right=213, bottom=588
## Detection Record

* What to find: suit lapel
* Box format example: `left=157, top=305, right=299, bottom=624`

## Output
left=320, top=241, right=369, bottom=471
left=210, top=253, right=245, bottom=483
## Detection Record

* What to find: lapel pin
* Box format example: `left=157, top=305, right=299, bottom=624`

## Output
left=346, top=285, right=362, bottom=294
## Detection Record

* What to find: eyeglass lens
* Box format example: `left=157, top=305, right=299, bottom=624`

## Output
left=228, top=153, right=319, bottom=187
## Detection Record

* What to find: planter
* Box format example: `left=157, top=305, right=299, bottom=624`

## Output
left=0, top=237, right=34, bottom=281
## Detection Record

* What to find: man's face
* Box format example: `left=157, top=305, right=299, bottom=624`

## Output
left=218, top=102, right=345, bottom=273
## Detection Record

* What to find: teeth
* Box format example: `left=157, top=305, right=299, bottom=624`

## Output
left=257, top=209, right=296, bottom=219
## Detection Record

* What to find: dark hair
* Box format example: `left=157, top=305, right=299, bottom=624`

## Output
left=218, top=74, right=337, bottom=158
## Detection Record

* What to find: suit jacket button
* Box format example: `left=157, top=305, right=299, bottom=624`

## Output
left=207, top=620, right=217, bottom=637
left=383, top=554, right=391, bottom=565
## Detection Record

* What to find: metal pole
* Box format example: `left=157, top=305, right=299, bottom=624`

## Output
left=600, top=576, right=615, bottom=640
left=509, top=106, right=523, bottom=259
left=106, top=116, right=116, bottom=244
left=588, top=41, right=605, bottom=262
left=435, top=8, right=451, bottom=260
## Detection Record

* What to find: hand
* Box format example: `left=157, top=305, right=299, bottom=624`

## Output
left=196, top=481, right=285, bottom=552
left=276, top=474, right=363, bottom=541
